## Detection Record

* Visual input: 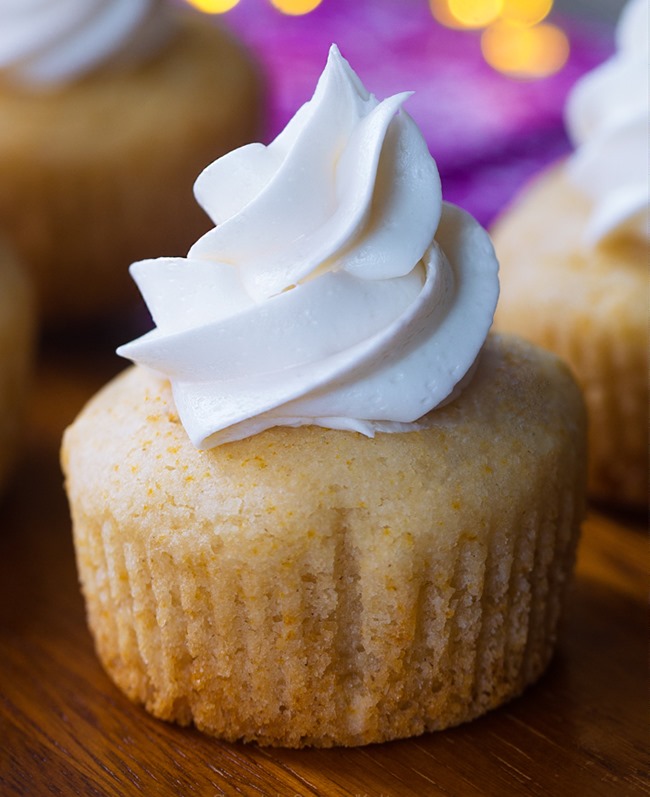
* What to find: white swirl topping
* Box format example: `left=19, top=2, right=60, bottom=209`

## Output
left=565, top=0, right=649, bottom=245
left=117, top=45, right=499, bottom=449
left=0, top=0, right=175, bottom=89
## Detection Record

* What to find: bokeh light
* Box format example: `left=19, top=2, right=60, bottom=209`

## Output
left=269, top=0, right=324, bottom=14
left=184, top=0, right=241, bottom=12
left=447, top=0, right=503, bottom=28
left=500, top=0, right=553, bottom=27
left=429, top=0, right=466, bottom=28
left=429, top=0, right=568, bottom=78
left=481, top=20, right=570, bottom=78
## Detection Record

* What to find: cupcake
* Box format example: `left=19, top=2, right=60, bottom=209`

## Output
left=0, top=0, right=263, bottom=325
left=491, top=0, right=648, bottom=508
left=0, top=240, right=35, bottom=492
left=62, top=46, right=587, bottom=748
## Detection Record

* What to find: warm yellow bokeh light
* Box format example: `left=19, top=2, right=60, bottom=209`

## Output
left=500, top=0, right=553, bottom=27
left=269, top=0, right=324, bottom=15
left=448, top=0, right=503, bottom=28
left=184, top=0, right=241, bottom=12
left=481, top=20, right=569, bottom=78
left=429, top=0, right=466, bottom=28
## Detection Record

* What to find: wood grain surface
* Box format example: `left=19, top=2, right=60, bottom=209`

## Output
left=1, top=327, right=648, bottom=797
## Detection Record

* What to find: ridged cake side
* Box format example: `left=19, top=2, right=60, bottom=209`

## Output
left=62, top=334, right=587, bottom=747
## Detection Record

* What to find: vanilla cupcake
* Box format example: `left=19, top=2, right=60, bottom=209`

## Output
left=0, top=240, right=35, bottom=492
left=62, top=46, right=587, bottom=747
left=492, top=0, right=648, bottom=508
left=0, top=0, right=262, bottom=324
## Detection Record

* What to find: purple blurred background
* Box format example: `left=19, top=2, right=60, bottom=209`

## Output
left=211, top=0, right=614, bottom=226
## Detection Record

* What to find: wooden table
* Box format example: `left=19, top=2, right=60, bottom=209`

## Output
left=1, top=328, right=648, bottom=797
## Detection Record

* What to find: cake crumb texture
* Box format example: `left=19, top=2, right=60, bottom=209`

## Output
left=62, top=334, right=587, bottom=747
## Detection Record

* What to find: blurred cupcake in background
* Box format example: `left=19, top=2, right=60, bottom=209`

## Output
left=491, top=0, right=648, bottom=509
left=0, top=239, right=35, bottom=493
left=0, top=0, right=263, bottom=326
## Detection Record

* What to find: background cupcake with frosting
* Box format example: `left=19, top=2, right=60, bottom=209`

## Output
left=491, top=0, right=648, bottom=509
left=0, top=0, right=263, bottom=326
left=63, top=45, right=587, bottom=748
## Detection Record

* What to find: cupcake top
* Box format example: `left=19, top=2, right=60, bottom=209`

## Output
left=0, top=0, right=175, bottom=89
left=118, top=45, right=499, bottom=448
left=564, top=0, right=649, bottom=246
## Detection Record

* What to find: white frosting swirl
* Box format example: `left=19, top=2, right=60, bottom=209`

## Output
left=118, top=45, right=499, bottom=449
left=0, top=0, right=175, bottom=89
left=565, top=0, right=649, bottom=245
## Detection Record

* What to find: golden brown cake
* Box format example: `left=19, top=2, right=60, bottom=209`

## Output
left=62, top=44, right=587, bottom=748
left=492, top=166, right=648, bottom=508
left=0, top=240, right=35, bottom=491
left=0, top=14, right=262, bottom=324
left=62, top=334, right=587, bottom=747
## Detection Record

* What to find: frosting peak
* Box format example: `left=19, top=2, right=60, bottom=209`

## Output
left=0, top=0, right=175, bottom=89
left=118, top=45, right=499, bottom=448
left=565, top=0, right=649, bottom=245
left=191, top=47, right=440, bottom=302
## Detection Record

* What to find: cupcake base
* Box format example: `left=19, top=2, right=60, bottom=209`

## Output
left=492, top=165, right=648, bottom=509
left=0, top=15, right=263, bottom=324
left=62, top=334, right=586, bottom=747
